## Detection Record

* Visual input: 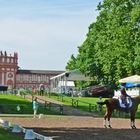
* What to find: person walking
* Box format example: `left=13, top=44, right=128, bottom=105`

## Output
left=33, top=97, right=39, bottom=118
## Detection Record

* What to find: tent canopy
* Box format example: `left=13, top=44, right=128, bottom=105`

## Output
left=125, top=83, right=140, bottom=88
left=119, top=75, right=140, bottom=83
left=65, top=70, right=92, bottom=81
left=51, top=69, right=92, bottom=81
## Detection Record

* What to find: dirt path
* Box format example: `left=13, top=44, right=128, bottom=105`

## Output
left=2, top=116, right=140, bottom=140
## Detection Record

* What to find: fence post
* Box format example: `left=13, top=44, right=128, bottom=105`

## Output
left=61, top=94, right=63, bottom=102
left=89, top=104, right=91, bottom=112
left=72, top=99, right=78, bottom=107
left=60, top=105, right=63, bottom=114
left=44, top=101, right=47, bottom=108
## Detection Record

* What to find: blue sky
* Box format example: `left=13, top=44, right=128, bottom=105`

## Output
left=0, top=0, right=101, bottom=70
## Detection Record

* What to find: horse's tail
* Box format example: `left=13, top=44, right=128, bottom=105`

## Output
left=97, top=100, right=109, bottom=105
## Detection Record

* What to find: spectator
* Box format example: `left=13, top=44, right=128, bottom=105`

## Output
left=33, top=97, right=39, bottom=118
left=39, top=84, right=45, bottom=96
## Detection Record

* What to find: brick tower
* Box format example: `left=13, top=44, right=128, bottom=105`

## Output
left=0, top=51, right=18, bottom=89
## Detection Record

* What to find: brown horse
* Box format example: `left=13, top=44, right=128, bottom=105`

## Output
left=97, top=96, right=140, bottom=129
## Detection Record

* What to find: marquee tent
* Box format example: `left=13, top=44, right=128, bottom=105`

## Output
left=114, top=75, right=140, bottom=97
left=50, top=69, right=92, bottom=81
left=65, top=70, right=92, bottom=81
left=50, top=69, right=92, bottom=93
left=125, top=83, right=140, bottom=88
left=119, top=75, right=140, bottom=83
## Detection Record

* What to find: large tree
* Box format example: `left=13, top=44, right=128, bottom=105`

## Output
left=66, top=0, right=140, bottom=86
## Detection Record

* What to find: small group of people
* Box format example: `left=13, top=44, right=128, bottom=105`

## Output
left=31, top=83, right=48, bottom=97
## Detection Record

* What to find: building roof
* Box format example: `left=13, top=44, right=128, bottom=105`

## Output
left=17, top=69, right=64, bottom=75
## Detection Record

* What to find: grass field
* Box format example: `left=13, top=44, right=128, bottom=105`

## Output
left=49, top=94, right=108, bottom=114
left=0, top=94, right=59, bottom=139
left=50, top=94, right=101, bottom=104
left=0, top=127, right=23, bottom=140
left=49, top=94, right=140, bottom=118
left=0, top=94, right=58, bottom=115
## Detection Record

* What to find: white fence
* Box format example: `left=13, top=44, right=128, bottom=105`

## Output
left=0, top=118, right=54, bottom=140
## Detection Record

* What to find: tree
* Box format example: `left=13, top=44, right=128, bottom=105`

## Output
left=66, top=0, right=140, bottom=87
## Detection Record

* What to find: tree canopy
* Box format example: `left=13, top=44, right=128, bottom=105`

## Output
left=66, top=0, right=140, bottom=87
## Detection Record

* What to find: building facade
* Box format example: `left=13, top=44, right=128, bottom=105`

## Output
left=0, top=51, right=18, bottom=89
left=0, top=51, right=64, bottom=90
left=16, top=69, right=64, bottom=90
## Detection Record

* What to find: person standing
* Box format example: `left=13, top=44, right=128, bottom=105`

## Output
left=39, top=84, right=45, bottom=96
left=33, top=97, right=39, bottom=118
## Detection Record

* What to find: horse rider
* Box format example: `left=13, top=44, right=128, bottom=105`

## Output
left=120, top=83, right=131, bottom=108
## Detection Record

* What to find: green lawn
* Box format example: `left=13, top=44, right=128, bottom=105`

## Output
left=49, top=94, right=140, bottom=118
left=50, top=94, right=101, bottom=104
left=0, top=127, right=23, bottom=140
left=49, top=94, right=106, bottom=113
left=0, top=94, right=59, bottom=115
left=2, top=93, right=140, bottom=118
left=0, top=94, right=60, bottom=140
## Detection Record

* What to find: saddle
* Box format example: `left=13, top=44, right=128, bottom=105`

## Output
left=119, top=96, right=132, bottom=109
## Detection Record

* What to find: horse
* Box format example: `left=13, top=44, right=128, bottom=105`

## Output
left=97, top=96, right=140, bottom=129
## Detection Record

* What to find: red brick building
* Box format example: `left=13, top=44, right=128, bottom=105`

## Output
left=0, top=51, right=64, bottom=90
left=0, top=51, right=18, bottom=89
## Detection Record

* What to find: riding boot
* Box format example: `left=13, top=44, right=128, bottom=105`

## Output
left=125, top=103, right=129, bottom=113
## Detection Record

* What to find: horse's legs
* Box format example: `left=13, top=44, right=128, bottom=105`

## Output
left=130, top=111, right=136, bottom=129
left=107, top=110, right=112, bottom=128
left=103, top=110, right=112, bottom=128
left=103, top=112, right=108, bottom=128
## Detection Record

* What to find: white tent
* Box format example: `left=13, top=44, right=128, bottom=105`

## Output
left=58, top=81, right=75, bottom=87
left=65, top=70, right=92, bottom=81
left=119, top=75, right=140, bottom=83
left=50, top=69, right=92, bottom=94
left=50, top=69, right=92, bottom=81
left=57, top=81, right=75, bottom=94
left=114, top=75, right=140, bottom=98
